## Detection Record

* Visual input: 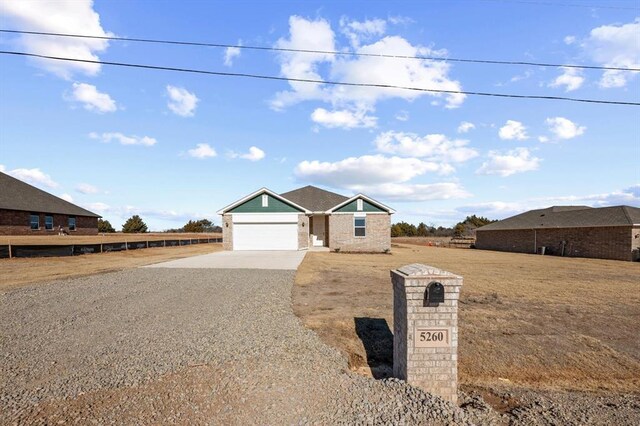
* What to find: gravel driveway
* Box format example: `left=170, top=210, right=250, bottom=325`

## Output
left=1, top=267, right=474, bottom=425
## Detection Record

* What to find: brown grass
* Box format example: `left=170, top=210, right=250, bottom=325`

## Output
left=0, top=232, right=221, bottom=245
left=0, top=243, right=222, bottom=292
left=293, top=243, right=640, bottom=393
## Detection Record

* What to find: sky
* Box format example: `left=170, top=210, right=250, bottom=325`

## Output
left=0, top=0, right=638, bottom=231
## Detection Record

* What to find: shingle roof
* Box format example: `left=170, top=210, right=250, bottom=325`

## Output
left=477, top=205, right=640, bottom=231
left=0, top=172, right=100, bottom=217
left=280, top=185, right=349, bottom=212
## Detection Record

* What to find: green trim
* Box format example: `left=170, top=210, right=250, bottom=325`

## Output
left=229, top=194, right=303, bottom=213
left=335, top=198, right=386, bottom=213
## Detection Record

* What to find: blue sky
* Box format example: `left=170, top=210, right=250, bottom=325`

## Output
left=0, top=0, right=638, bottom=231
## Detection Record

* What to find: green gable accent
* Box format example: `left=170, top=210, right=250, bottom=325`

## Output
left=335, top=198, right=386, bottom=213
left=229, top=193, right=303, bottom=213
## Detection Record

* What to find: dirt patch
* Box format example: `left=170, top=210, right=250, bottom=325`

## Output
left=293, top=243, right=640, bottom=413
left=0, top=243, right=222, bottom=291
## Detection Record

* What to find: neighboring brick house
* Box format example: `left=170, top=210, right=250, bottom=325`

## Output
left=0, top=171, right=100, bottom=235
left=217, top=185, right=394, bottom=252
left=475, top=205, right=640, bottom=262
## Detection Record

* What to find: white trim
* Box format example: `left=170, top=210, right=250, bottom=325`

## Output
left=325, top=193, right=395, bottom=214
left=330, top=211, right=388, bottom=215
left=356, top=199, right=363, bottom=211
left=262, top=194, right=268, bottom=207
left=217, top=187, right=311, bottom=214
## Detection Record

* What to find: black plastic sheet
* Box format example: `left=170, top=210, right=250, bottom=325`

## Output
left=101, top=242, right=127, bottom=252
left=0, top=245, right=10, bottom=259
left=73, top=244, right=102, bottom=255
left=147, top=240, right=165, bottom=248
left=126, top=241, right=147, bottom=250
left=12, top=245, right=73, bottom=258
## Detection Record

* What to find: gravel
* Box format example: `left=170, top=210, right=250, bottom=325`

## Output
left=2, top=268, right=637, bottom=425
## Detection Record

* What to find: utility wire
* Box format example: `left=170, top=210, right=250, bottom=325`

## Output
left=1, top=29, right=638, bottom=72
left=1, top=50, right=638, bottom=106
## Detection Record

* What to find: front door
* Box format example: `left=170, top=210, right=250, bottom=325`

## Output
left=311, top=214, right=326, bottom=246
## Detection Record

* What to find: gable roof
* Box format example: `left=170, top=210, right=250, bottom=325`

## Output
left=280, top=185, right=349, bottom=212
left=326, top=193, right=396, bottom=214
left=477, top=205, right=640, bottom=231
left=216, top=187, right=311, bottom=214
left=0, top=172, right=100, bottom=217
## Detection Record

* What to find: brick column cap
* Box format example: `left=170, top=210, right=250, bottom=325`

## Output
left=391, top=263, right=462, bottom=285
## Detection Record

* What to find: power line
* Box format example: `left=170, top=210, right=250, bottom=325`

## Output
left=1, top=50, right=637, bottom=106
left=1, top=29, right=638, bottom=72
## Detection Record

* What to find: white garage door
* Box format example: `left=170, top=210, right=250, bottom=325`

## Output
left=233, top=223, right=298, bottom=250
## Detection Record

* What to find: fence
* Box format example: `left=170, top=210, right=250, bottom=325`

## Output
left=0, top=237, right=223, bottom=259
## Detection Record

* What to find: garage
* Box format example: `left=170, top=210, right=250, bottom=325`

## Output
left=232, top=213, right=299, bottom=251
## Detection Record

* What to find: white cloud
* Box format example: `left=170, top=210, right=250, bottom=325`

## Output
left=374, top=131, right=478, bottom=163
left=583, top=18, right=640, bottom=88
left=311, top=107, right=377, bottom=129
left=395, top=110, right=409, bottom=121
left=340, top=17, right=386, bottom=47
left=85, top=202, right=110, bottom=213
left=545, top=117, right=586, bottom=140
left=457, top=121, right=475, bottom=133
left=166, top=85, right=199, bottom=117
left=538, top=136, right=549, bottom=143
left=187, top=143, right=217, bottom=159
left=0, top=0, right=112, bottom=79
left=498, top=120, right=528, bottom=141
left=68, top=82, right=117, bottom=113
left=348, top=182, right=471, bottom=202
left=564, top=35, right=576, bottom=45
left=224, top=41, right=242, bottom=67
left=549, top=67, right=584, bottom=92
left=1, top=166, right=59, bottom=188
left=89, top=132, right=157, bottom=146
left=388, top=15, right=414, bottom=26
left=76, top=183, right=99, bottom=194
left=60, top=193, right=74, bottom=203
left=295, top=154, right=453, bottom=189
left=477, top=148, right=541, bottom=177
left=229, top=146, right=266, bottom=162
left=271, top=16, right=464, bottom=117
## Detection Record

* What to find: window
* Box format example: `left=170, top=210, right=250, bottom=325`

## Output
left=354, top=216, right=366, bottom=237
left=30, top=214, right=39, bottom=230
left=356, top=199, right=363, bottom=211
left=68, top=216, right=76, bottom=231
left=262, top=194, right=269, bottom=207
left=45, top=215, right=53, bottom=230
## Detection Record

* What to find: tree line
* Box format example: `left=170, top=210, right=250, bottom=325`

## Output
left=97, top=216, right=220, bottom=233
left=391, top=215, right=496, bottom=238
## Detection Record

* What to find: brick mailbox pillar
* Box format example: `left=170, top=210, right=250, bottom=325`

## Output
left=391, top=263, right=462, bottom=404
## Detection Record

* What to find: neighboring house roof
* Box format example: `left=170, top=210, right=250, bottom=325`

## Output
left=0, top=172, right=101, bottom=217
left=477, top=205, right=640, bottom=231
left=280, top=185, right=349, bottom=212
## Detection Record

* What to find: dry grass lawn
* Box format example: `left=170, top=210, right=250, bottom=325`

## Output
left=294, top=243, right=640, bottom=394
left=0, top=243, right=222, bottom=292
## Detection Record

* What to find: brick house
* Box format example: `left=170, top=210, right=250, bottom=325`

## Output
left=0, top=171, right=100, bottom=235
left=217, top=185, right=394, bottom=252
left=475, top=205, right=640, bottom=261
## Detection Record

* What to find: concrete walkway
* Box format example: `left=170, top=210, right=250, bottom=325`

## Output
left=145, top=250, right=307, bottom=270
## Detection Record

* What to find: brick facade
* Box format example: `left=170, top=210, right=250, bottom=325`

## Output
left=476, top=226, right=637, bottom=261
left=297, top=214, right=310, bottom=249
left=328, top=213, right=391, bottom=253
left=0, top=209, right=98, bottom=236
left=222, top=214, right=233, bottom=250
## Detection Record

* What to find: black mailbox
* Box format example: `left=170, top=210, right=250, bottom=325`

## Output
left=424, top=282, right=445, bottom=307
